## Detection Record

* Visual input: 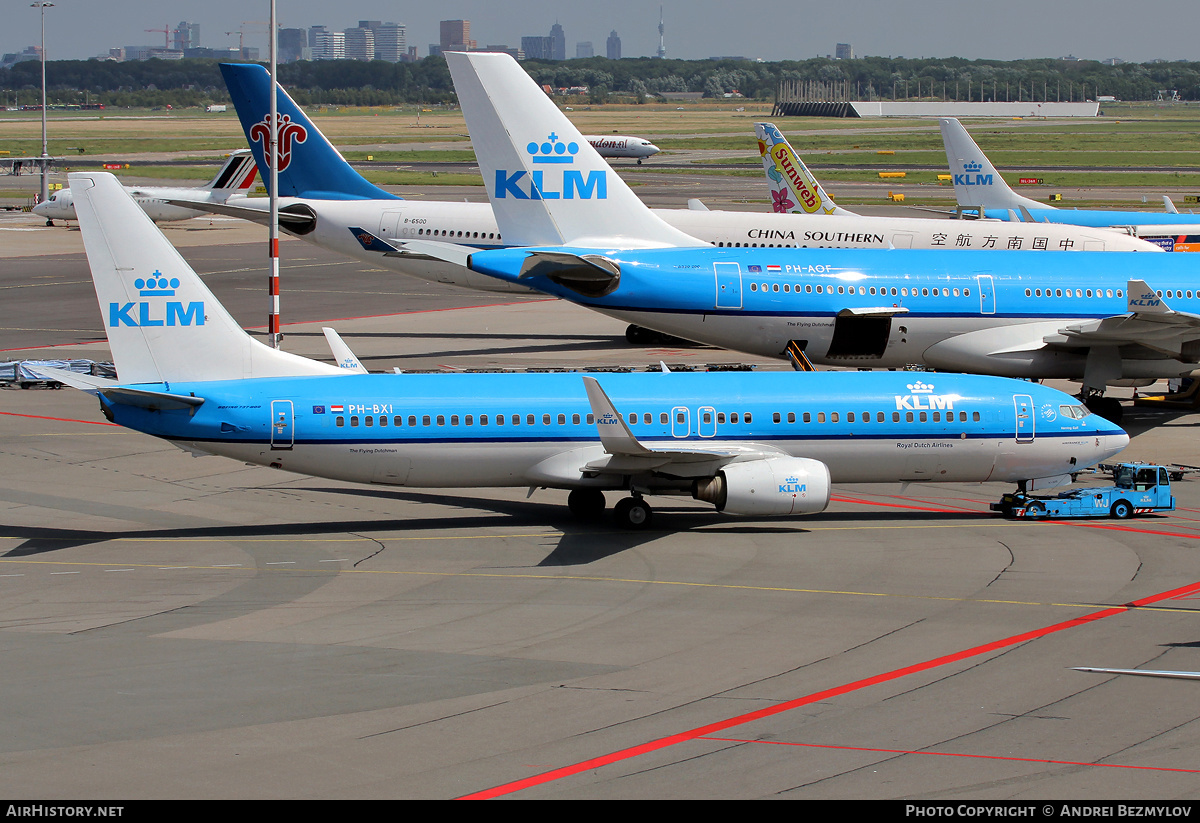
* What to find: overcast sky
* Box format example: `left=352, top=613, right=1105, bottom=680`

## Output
left=5, top=1, right=1198, bottom=65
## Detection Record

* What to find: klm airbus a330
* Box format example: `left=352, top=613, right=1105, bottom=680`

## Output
left=41, top=172, right=1126, bottom=529
left=423, top=52, right=1200, bottom=423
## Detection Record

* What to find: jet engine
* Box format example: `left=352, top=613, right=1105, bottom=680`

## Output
left=693, top=457, right=831, bottom=516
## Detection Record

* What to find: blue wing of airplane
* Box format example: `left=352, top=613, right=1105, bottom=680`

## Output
left=219, top=63, right=401, bottom=202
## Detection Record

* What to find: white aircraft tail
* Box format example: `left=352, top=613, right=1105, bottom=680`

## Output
left=201, top=149, right=258, bottom=193
left=444, top=51, right=703, bottom=249
left=754, top=122, right=853, bottom=216
left=71, top=172, right=341, bottom=385
left=939, top=118, right=1046, bottom=214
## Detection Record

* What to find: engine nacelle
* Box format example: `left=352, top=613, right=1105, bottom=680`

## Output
left=693, top=457, right=831, bottom=516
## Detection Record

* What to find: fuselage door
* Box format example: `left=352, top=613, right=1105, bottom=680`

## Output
left=698, top=406, right=716, bottom=438
left=976, top=274, right=996, bottom=315
left=891, top=232, right=914, bottom=249
left=271, top=400, right=294, bottom=450
left=1014, top=394, right=1034, bottom=443
left=714, top=262, right=743, bottom=309
left=377, top=210, right=405, bottom=240
left=671, top=406, right=691, bottom=438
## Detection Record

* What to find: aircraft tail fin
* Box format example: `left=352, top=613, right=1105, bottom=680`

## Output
left=201, top=149, right=259, bottom=193
left=754, top=122, right=854, bottom=216
left=71, top=172, right=341, bottom=385
left=444, top=51, right=703, bottom=249
left=939, top=118, right=1046, bottom=213
left=219, top=63, right=399, bottom=202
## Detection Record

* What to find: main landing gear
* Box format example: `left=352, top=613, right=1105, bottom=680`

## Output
left=567, top=489, right=654, bottom=529
left=625, top=324, right=691, bottom=347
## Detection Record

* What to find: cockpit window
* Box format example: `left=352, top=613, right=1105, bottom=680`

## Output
left=1059, top=404, right=1088, bottom=419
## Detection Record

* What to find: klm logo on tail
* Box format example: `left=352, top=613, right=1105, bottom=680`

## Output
left=954, top=161, right=994, bottom=187
left=495, top=132, right=608, bottom=201
left=108, top=269, right=204, bottom=328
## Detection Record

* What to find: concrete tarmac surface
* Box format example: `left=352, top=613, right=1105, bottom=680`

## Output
left=2, top=210, right=1200, bottom=799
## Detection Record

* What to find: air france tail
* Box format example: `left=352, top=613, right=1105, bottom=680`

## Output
left=443, top=51, right=704, bottom=249
left=202, top=149, right=259, bottom=194
left=71, top=172, right=341, bottom=384
left=219, top=62, right=399, bottom=202
left=755, top=122, right=852, bottom=216
left=940, top=118, right=1044, bottom=215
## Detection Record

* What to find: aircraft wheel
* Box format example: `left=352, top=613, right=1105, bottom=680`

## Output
left=613, top=496, right=653, bottom=529
left=1085, top=396, right=1123, bottom=425
left=1025, top=501, right=1046, bottom=519
left=568, top=488, right=606, bottom=519
left=626, top=324, right=648, bottom=344
left=1110, top=500, right=1133, bottom=519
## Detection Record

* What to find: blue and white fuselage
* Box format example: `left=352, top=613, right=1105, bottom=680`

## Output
left=465, top=244, right=1200, bottom=382
left=104, top=371, right=1126, bottom=490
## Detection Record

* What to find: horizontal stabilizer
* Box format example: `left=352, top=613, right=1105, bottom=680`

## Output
left=397, top=239, right=474, bottom=268
left=102, top=386, right=206, bottom=412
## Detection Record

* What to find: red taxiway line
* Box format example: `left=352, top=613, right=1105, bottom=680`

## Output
left=460, top=578, right=1200, bottom=799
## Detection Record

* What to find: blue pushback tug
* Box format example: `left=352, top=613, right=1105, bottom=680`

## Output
left=993, top=463, right=1177, bottom=520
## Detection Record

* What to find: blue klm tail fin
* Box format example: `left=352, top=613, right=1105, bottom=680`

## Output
left=219, top=63, right=400, bottom=201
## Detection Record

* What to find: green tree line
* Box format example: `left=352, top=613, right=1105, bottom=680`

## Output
left=3, top=54, right=1200, bottom=108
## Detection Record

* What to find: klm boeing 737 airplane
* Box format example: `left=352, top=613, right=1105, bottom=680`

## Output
left=42, top=172, right=1127, bottom=529
left=421, top=52, right=1200, bottom=423
left=941, top=118, right=1200, bottom=234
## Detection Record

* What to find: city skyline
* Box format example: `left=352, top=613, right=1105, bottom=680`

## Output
left=5, top=1, right=1200, bottom=65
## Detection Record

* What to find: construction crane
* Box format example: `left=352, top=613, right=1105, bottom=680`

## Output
left=145, top=25, right=174, bottom=51
left=226, top=21, right=270, bottom=58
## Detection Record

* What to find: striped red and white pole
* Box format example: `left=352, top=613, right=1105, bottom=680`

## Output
left=268, top=236, right=280, bottom=343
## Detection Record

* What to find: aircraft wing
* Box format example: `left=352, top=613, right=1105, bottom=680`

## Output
left=580, top=376, right=788, bottom=475
left=163, top=199, right=317, bottom=233
left=1044, top=280, right=1200, bottom=356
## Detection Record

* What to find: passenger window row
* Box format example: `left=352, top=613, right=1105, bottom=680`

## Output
left=415, top=228, right=501, bottom=241
left=748, top=283, right=973, bottom=298
left=1025, top=288, right=1124, bottom=298
left=332, top=409, right=980, bottom=428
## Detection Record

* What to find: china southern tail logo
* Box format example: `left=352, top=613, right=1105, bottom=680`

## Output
left=108, top=269, right=204, bottom=327
left=954, top=160, right=994, bottom=187
left=495, top=132, right=608, bottom=200
left=248, top=113, right=308, bottom=173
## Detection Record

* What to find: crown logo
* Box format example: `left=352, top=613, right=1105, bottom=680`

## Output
left=907, top=382, right=934, bottom=393
left=135, top=270, right=178, bottom=296
left=963, top=161, right=982, bottom=173
left=526, top=132, right=579, bottom=164
left=785, top=476, right=799, bottom=484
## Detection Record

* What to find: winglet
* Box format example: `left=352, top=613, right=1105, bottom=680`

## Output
left=322, top=327, right=367, bottom=372
left=1127, top=280, right=1171, bottom=314
left=582, top=376, right=652, bottom=456
left=755, top=122, right=853, bottom=216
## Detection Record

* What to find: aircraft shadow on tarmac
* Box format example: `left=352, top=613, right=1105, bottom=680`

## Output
left=3, top=488, right=991, bottom=566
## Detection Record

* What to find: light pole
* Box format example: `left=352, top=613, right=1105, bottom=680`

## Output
left=31, top=2, right=53, bottom=205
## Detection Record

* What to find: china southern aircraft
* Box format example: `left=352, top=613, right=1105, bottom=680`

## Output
left=32, top=150, right=258, bottom=225
left=942, top=118, right=1200, bottom=234
left=422, top=51, right=1200, bottom=424
left=585, top=135, right=661, bottom=163
left=41, top=172, right=1127, bottom=529
left=755, top=121, right=1154, bottom=252
left=191, top=64, right=1152, bottom=305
